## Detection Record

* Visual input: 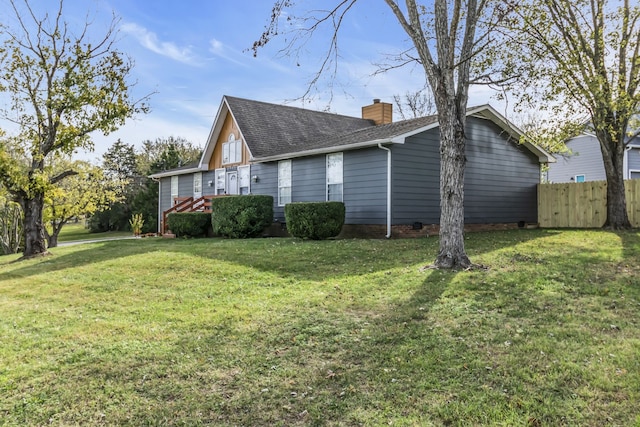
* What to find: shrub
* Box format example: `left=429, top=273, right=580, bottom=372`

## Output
left=166, top=212, right=211, bottom=238
left=285, top=202, right=345, bottom=240
left=212, top=195, right=273, bottom=238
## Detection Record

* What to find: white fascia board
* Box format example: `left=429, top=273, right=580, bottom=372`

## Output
left=199, top=96, right=255, bottom=167
left=198, top=97, right=229, bottom=169
left=251, top=139, right=396, bottom=163
left=389, top=123, right=440, bottom=144
left=468, top=104, right=555, bottom=163
left=149, top=166, right=203, bottom=179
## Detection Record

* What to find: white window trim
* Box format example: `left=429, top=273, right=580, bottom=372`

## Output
left=238, top=165, right=251, bottom=195
left=171, top=176, right=179, bottom=204
left=222, top=134, right=242, bottom=165
left=574, top=174, right=586, bottom=183
left=326, top=152, right=343, bottom=202
left=215, top=168, right=226, bottom=195
left=629, top=169, right=640, bottom=179
left=193, top=172, right=202, bottom=196
left=278, top=160, right=292, bottom=207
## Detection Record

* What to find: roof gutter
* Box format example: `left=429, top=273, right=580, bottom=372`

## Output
left=378, top=143, right=392, bottom=239
left=252, top=138, right=397, bottom=163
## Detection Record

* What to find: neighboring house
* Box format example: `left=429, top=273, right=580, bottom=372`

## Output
left=150, top=96, right=553, bottom=237
left=546, top=133, right=640, bottom=183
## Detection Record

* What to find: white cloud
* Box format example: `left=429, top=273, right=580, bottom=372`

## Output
left=209, top=38, right=224, bottom=55
left=208, top=38, right=248, bottom=67
left=121, top=22, right=196, bottom=65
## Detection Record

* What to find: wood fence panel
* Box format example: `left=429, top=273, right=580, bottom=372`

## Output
left=538, top=180, right=639, bottom=228
left=627, top=180, right=640, bottom=225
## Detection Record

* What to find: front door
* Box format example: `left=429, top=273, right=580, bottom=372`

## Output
left=226, top=171, right=238, bottom=195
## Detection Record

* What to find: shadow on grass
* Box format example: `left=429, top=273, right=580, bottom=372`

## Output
left=0, top=229, right=552, bottom=284
left=4, top=229, right=640, bottom=425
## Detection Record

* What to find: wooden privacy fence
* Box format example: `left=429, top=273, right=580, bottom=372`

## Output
left=538, top=180, right=640, bottom=228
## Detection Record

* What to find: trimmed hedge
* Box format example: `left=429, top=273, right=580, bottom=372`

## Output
left=166, top=212, right=211, bottom=238
left=212, top=195, right=273, bottom=238
left=285, top=202, right=345, bottom=240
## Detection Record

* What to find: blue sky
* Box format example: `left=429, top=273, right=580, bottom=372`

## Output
left=1, top=0, right=500, bottom=162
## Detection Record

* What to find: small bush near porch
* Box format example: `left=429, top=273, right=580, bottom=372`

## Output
left=211, top=195, right=273, bottom=238
left=1, top=229, right=639, bottom=425
left=166, top=212, right=211, bottom=238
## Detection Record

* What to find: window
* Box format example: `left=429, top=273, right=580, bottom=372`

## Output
left=239, top=165, right=251, bottom=195
left=630, top=171, right=640, bottom=180
left=575, top=174, right=586, bottom=183
left=171, top=176, right=179, bottom=204
left=193, top=172, right=202, bottom=197
left=326, top=153, right=343, bottom=202
left=215, top=168, right=225, bottom=195
left=222, top=133, right=242, bottom=164
left=278, top=160, right=291, bottom=206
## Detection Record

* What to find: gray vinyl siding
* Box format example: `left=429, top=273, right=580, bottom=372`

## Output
left=547, top=135, right=606, bottom=182
left=391, top=117, right=540, bottom=225
left=251, top=149, right=387, bottom=224
left=202, top=170, right=217, bottom=194
left=159, top=176, right=172, bottom=215
left=627, top=147, right=640, bottom=177
left=343, top=148, right=387, bottom=224
left=291, top=157, right=326, bottom=203
left=464, top=118, right=539, bottom=223
left=248, top=162, right=280, bottom=219
left=178, top=174, right=193, bottom=197
left=391, top=128, right=441, bottom=224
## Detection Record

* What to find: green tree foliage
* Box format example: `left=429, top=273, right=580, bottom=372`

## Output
left=103, top=139, right=138, bottom=188
left=44, top=156, right=120, bottom=247
left=137, top=137, right=202, bottom=175
left=504, top=0, right=640, bottom=229
left=89, top=139, right=138, bottom=232
left=0, top=0, right=149, bottom=257
left=90, top=137, right=202, bottom=234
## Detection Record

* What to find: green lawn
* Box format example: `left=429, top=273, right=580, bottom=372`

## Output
left=56, top=222, right=132, bottom=243
left=1, top=230, right=639, bottom=426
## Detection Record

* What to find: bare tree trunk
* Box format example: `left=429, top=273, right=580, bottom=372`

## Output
left=45, top=221, right=64, bottom=248
left=434, top=105, right=472, bottom=269
left=599, top=133, right=631, bottom=229
left=23, top=193, right=49, bottom=257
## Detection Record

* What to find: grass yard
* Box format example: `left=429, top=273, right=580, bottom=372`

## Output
left=0, top=229, right=639, bottom=426
left=56, top=222, right=132, bottom=243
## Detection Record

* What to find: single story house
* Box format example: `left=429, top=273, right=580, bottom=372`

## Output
left=546, top=133, right=640, bottom=183
left=150, top=95, right=554, bottom=237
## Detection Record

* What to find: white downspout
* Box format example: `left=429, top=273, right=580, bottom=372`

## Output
left=152, top=177, right=161, bottom=234
left=378, top=143, right=392, bottom=238
left=624, top=145, right=631, bottom=179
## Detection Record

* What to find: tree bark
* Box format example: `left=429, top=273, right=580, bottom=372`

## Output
left=434, top=105, right=472, bottom=269
left=23, top=193, right=49, bottom=257
left=598, top=132, right=632, bottom=229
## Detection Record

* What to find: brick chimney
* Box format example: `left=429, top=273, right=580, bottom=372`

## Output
left=362, top=98, right=392, bottom=125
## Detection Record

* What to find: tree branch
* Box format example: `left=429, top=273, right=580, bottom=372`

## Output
left=49, top=169, right=78, bottom=185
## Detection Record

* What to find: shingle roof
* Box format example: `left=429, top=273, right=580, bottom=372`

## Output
left=152, top=97, right=553, bottom=179
left=225, top=96, right=376, bottom=158
left=304, top=114, right=440, bottom=151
